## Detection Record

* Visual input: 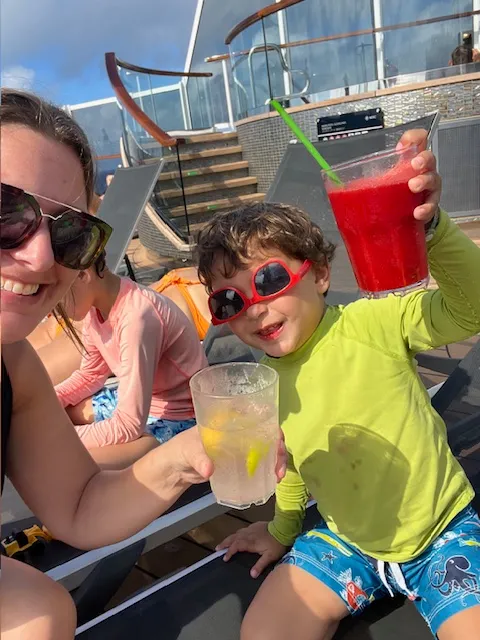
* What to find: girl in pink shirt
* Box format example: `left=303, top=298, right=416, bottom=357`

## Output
left=55, top=252, right=207, bottom=452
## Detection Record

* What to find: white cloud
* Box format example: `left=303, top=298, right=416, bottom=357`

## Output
left=1, top=65, right=35, bottom=90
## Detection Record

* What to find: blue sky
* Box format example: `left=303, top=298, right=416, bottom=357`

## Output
left=1, top=0, right=198, bottom=105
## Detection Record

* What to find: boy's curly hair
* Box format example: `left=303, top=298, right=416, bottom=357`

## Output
left=196, top=202, right=336, bottom=291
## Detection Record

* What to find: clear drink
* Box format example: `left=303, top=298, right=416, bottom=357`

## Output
left=190, top=363, right=279, bottom=509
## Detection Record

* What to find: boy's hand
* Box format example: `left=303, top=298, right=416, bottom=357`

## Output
left=396, top=129, right=442, bottom=224
left=216, top=521, right=287, bottom=578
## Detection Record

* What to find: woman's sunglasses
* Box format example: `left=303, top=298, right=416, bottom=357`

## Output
left=1, top=182, right=112, bottom=270
left=208, top=259, right=312, bottom=325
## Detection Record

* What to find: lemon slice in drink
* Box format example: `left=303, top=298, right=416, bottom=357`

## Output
left=200, top=426, right=224, bottom=456
left=246, top=441, right=270, bottom=477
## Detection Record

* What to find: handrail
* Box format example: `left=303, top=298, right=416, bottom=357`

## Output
left=105, top=52, right=179, bottom=147
left=218, top=8, right=480, bottom=58
left=225, top=0, right=304, bottom=45
left=114, top=56, right=212, bottom=79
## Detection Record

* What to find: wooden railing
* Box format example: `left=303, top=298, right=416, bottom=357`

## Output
left=105, top=52, right=212, bottom=148
left=225, top=0, right=304, bottom=45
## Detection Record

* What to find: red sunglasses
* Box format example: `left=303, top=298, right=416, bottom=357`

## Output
left=208, top=259, right=312, bottom=325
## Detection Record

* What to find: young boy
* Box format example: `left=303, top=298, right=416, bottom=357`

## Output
left=195, top=130, right=480, bottom=639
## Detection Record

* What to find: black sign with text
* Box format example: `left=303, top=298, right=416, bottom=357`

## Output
left=317, top=108, right=384, bottom=142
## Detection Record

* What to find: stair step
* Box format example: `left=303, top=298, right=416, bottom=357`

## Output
left=161, top=177, right=258, bottom=199
left=181, top=132, right=238, bottom=145
left=164, top=145, right=243, bottom=163
left=159, top=161, right=249, bottom=181
left=170, top=193, right=265, bottom=217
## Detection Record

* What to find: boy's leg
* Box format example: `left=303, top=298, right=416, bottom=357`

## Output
left=242, top=523, right=387, bottom=640
left=241, top=563, right=348, bottom=640
left=1, top=556, right=76, bottom=640
left=437, top=606, right=480, bottom=640
left=404, top=505, right=480, bottom=639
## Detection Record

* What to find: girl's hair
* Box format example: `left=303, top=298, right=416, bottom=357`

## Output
left=1, top=88, right=97, bottom=348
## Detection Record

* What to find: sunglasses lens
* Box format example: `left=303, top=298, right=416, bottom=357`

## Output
left=1, top=184, right=39, bottom=249
left=50, top=211, right=105, bottom=270
left=210, top=289, right=245, bottom=322
left=254, top=262, right=291, bottom=297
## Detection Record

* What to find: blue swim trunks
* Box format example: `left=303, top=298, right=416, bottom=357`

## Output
left=92, top=386, right=196, bottom=444
left=280, top=505, right=480, bottom=636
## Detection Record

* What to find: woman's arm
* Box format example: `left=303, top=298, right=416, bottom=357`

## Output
left=4, top=341, right=212, bottom=550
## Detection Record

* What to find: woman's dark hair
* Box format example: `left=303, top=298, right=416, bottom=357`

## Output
left=1, top=88, right=97, bottom=348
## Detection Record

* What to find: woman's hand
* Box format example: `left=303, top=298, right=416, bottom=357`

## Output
left=396, top=129, right=442, bottom=224
left=167, top=426, right=286, bottom=487
left=162, top=426, right=214, bottom=486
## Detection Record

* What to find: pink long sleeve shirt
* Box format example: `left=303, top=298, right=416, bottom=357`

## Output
left=55, top=278, right=207, bottom=448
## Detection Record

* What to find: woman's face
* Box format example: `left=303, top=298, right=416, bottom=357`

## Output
left=1, top=125, right=89, bottom=344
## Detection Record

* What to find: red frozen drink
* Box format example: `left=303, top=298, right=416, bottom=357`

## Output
left=324, top=147, right=428, bottom=296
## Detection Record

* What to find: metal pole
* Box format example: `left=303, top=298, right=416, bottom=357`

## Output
left=180, top=80, right=193, bottom=130
left=371, top=0, right=385, bottom=87
left=276, top=0, right=293, bottom=99
left=221, top=59, right=236, bottom=129
left=262, top=18, right=274, bottom=103
left=175, top=144, right=190, bottom=236
left=474, top=0, right=480, bottom=50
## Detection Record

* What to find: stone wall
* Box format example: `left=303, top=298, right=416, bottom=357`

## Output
left=237, top=76, right=480, bottom=193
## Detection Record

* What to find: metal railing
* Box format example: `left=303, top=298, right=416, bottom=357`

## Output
left=204, top=1, right=480, bottom=121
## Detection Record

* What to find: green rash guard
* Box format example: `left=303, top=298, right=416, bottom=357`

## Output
left=264, top=211, right=480, bottom=562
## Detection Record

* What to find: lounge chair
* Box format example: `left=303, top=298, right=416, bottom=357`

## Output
left=75, top=341, right=479, bottom=637
left=97, top=162, right=164, bottom=278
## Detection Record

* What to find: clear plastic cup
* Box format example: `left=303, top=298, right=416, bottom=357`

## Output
left=323, top=146, right=429, bottom=298
left=190, top=363, right=279, bottom=509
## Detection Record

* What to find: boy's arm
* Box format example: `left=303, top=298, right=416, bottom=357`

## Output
left=268, top=453, right=310, bottom=546
left=399, top=211, right=480, bottom=352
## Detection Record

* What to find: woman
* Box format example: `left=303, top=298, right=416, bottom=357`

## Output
left=0, top=89, right=286, bottom=639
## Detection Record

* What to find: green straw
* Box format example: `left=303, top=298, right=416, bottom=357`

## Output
left=269, top=99, right=343, bottom=186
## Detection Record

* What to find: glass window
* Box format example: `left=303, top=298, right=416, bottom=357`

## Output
left=227, top=17, right=282, bottom=119
left=383, top=16, right=474, bottom=76
left=71, top=102, right=123, bottom=158
left=187, top=0, right=274, bottom=126
left=284, top=0, right=375, bottom=100
left=380, top=0, right=472, bottom=27
left=284, top=0, right=373, bottom=39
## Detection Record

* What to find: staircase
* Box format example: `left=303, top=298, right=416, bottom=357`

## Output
left=137, top=131, right=265, bottom=259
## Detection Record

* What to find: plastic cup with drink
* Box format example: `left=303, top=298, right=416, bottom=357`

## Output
left=323, top=146, right=429, bottom=297
left=190, top=363, right=279, bottom=510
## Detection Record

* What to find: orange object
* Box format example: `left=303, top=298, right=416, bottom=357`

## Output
left=152, top=269, right=210, bottom=340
